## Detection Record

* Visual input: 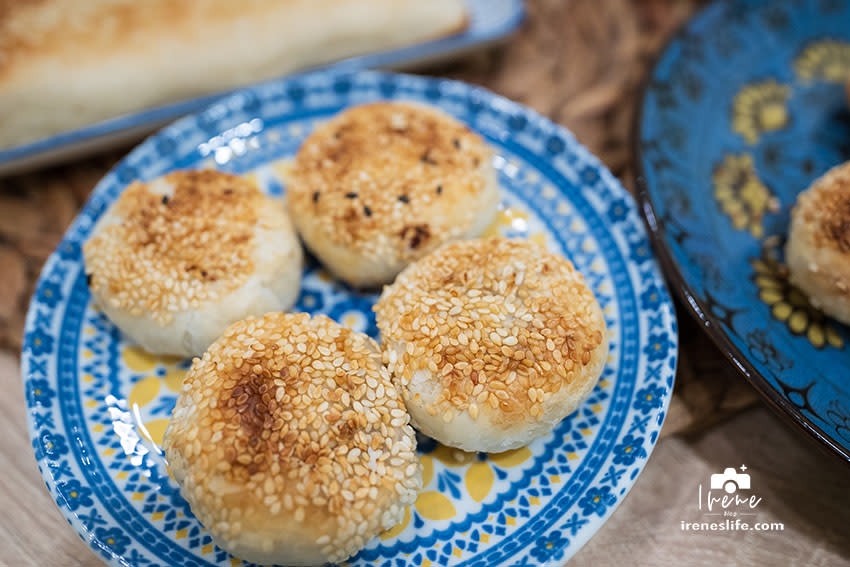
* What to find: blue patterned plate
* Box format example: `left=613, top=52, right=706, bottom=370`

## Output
left=24, top=70, right=677, bottom=566
left=637, top=0, right=850, bottom=462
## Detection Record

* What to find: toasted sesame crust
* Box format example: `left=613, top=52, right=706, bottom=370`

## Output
left=162, top=313, right=420, bottom=565
left=786, top=161, right=850, bottom=324
left=375, top=238, right=606, bottom=427
left=804, top=164, right=850, bottom=254
left=83, top=170, right=265, bottom=325
left=287, top=102, right=498, bottom=286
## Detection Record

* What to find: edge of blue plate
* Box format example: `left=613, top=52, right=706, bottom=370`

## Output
left=632, top=0, right=850, bottom=465
left=22, top=69, right=679, bottom=566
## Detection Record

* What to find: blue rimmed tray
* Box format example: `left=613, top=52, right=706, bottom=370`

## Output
left=0, top=0, right=524, bottom=176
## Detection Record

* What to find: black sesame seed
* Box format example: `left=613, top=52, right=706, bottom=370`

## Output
left=363, top=206, right=372, bottom=217
left=453, top=138, right=461, bottom=150
left=161, top=195, right=169, bottom=205
left=85, top=273, right=92, bottom=286
left=420, top=151, right=436, bottom=165
left=312, top=191, right=320, bottom=203
left=436, top=185, right=443, bottom=195
left=398, top=194, right=410, bottom=204
left=201, top=270, right=208, bottom=278
left=345, top=192, right=358, bottom=199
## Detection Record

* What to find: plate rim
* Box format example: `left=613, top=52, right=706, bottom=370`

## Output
left=23, top=68, right=679, bottom=566
left=631, top=0, right=850, bottom=465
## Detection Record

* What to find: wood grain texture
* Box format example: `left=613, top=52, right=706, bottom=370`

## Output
left=0, top=352, right=105, bottom=567
left=570, top=408, right=850, bottom=567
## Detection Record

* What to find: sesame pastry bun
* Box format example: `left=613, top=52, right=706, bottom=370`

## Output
left=287, top=102, right=499, bottom=288
left=162, top=312, right=421, bottom=566
left=375, top=237, right=608, bottom=453
left=786, top=161, right=850, bottom=325
left=83, top=170, right=303, bottom=358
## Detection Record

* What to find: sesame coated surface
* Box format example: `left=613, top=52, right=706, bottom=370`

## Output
left=375, top=237, right=606, bottom=424
left=83, top=170, right=265, bottom=324
left=162, top=312, right=420, bottom=563
left=801, top=162, right=850, bottom=254
left=288, top=102, right=493, bottom=261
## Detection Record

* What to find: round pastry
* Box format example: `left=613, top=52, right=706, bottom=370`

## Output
left=786, top=161, right=850, bottom=325
left=375, top=237, right=608, bottom=453
left=162, top=312, right=421, bottom=566
left=83, top=170, right=302, bottom=357
left=287, top=102, right=499, bottom=287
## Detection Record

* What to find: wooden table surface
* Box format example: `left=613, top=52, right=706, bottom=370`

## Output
left=1, top=1, right=849, bottom=566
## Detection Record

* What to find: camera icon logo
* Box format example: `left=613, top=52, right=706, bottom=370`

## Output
left=710, top=466, right=751, bottom=494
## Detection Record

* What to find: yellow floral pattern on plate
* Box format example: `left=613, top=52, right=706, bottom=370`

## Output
left=751, top=256, right=844, bottom=350
left=713, top=153, right=778, bottom=238
left=794, top=40, right=850, bottom=83
left=124, top=346, right=187, bottom=445
left=732, top=80, right=791, bottom=144
left=381, top=444, right=534, bottom=534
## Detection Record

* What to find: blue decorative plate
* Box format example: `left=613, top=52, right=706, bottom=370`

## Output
left=0, top=0, right=524, bottom=176
left=637, top=0, right=850, bottom=462
left=24, top=70, right=677, bottom=566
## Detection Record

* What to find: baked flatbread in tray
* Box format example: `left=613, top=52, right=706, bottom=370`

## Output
left=0, top=0, right=523, bottom=174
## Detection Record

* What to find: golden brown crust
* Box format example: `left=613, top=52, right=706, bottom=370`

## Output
left=163, top=313, right=420, bottom=563
left=288, top=102, right=493, bottom=261
left=0, top=1, right=469, bottom=80
left=83, top=170, right=264, bottom=324
left=0, top=1, right=250, bottom=76
left=374, top=237, right=606, bottom=423
left=786, top=161, right=850, bottom=325
left=802, top=167, right=850, bottom=253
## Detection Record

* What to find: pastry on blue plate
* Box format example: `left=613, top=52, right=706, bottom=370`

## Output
left=375, top=237, right=608, bottom=453
left=786, top=161, right=850, bottom=325
left=163, top=312, right=421, bottom=565
left=287, top=102, right=499, bottom=287
left=83, top=170, right=302, bottom=357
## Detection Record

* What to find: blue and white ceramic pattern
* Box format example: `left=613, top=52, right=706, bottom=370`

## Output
left=0, top=0, right=524, bottom=175
left=637, top=0, right=850, bottom=462
left=24, top=70, right=677, bottom=566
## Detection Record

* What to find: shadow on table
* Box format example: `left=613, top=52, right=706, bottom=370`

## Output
left=686, top=407, right=850, bottom=562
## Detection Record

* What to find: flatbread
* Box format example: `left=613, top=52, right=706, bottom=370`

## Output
left=0, top=0, right=467, bottom=149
